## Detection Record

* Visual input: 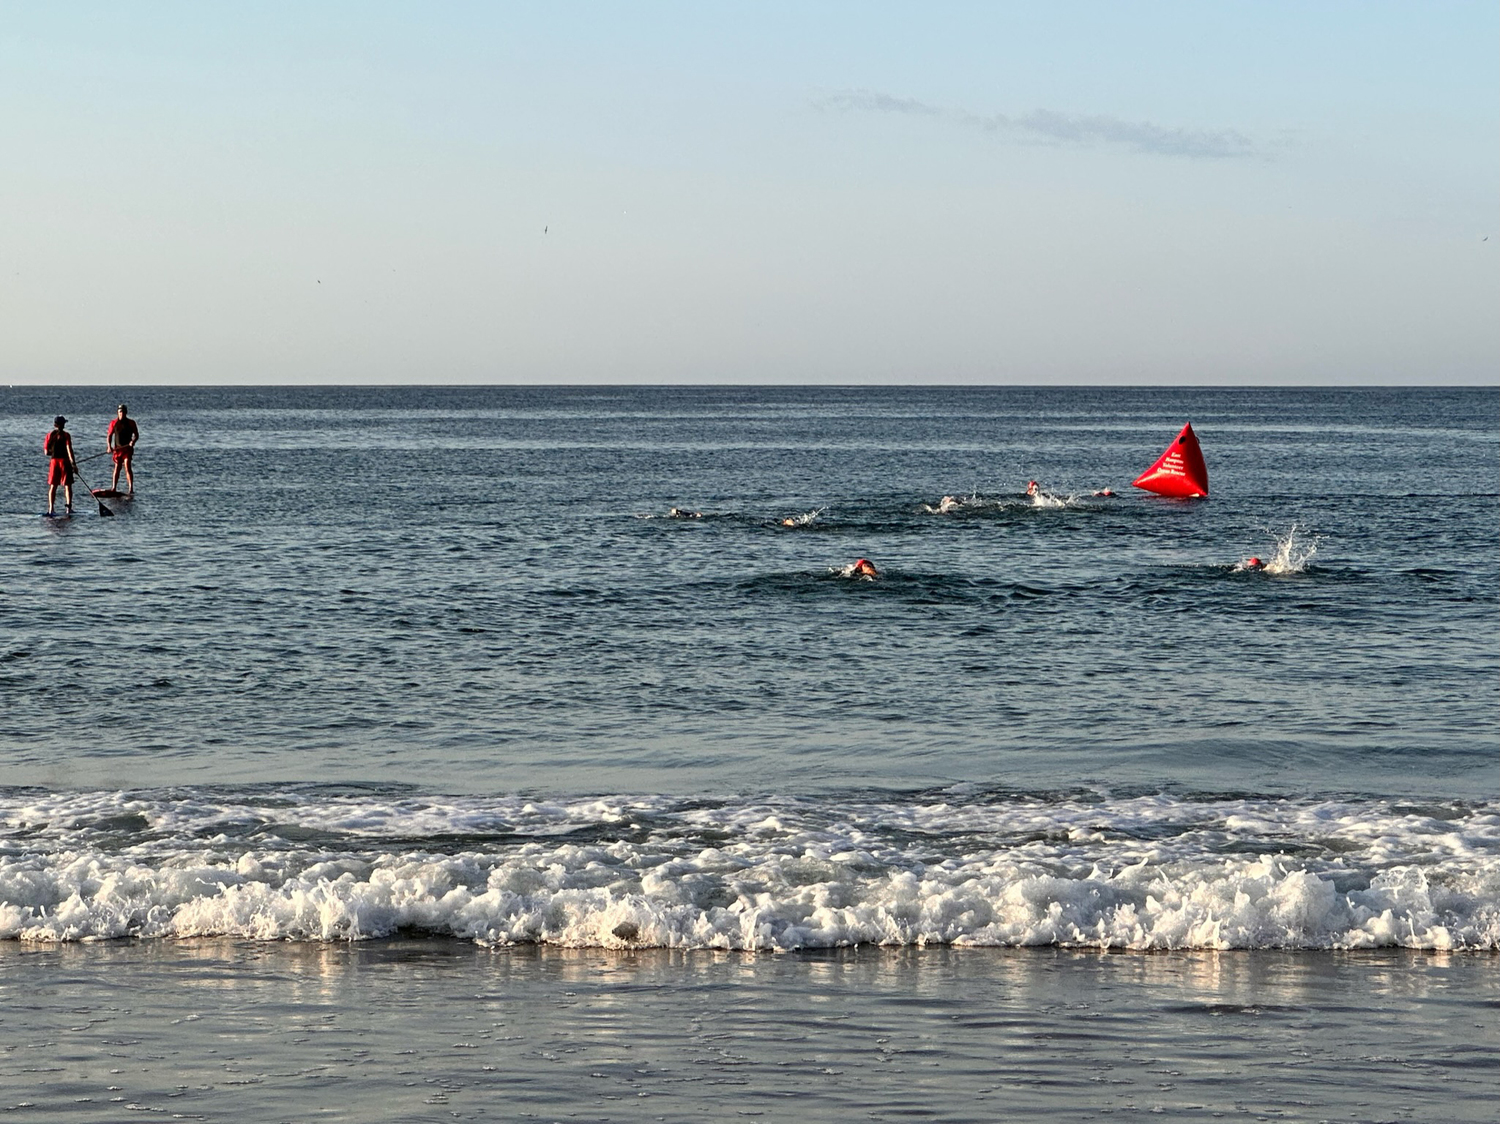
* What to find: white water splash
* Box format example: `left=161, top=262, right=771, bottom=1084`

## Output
left=778, top=508, right=823, bottom=527
left=1265, top=523, right=1318, bottom=574
left=1237, top=524, right=1319, bottom=574
left=923, top=493, right=976, bottom=513
left=833, top=560, right=879, bottom=580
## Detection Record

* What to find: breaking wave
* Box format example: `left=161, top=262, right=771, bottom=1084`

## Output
left=2, top=789, right=1495, bottom=950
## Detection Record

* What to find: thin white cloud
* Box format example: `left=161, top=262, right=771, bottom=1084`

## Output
left=816, top=89, right=1257, bottom=159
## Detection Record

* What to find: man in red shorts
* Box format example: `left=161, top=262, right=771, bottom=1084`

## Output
left=44, top=415, right=77, bottom=517
left=107, top=403, right=139, bottom=495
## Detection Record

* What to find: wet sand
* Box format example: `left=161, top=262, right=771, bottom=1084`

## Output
left=2, top=941, right=1495, bottom=1122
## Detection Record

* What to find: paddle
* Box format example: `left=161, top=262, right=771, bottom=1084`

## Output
left=71, top=463, right=114, bottom=516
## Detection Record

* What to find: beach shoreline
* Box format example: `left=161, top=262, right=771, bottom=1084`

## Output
left=6, top=939, right=1496, bottom=1122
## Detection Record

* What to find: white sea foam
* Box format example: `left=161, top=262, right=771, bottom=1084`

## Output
left=1, top=791, right=1495, bottom=949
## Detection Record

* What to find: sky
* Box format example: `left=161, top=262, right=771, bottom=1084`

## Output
left=0, top=1, right=1495, bottom=385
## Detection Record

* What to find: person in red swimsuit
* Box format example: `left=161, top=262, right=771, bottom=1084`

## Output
left=107, top=404, right=139, bottom=495
left=44, top=416, right=77, bottom=516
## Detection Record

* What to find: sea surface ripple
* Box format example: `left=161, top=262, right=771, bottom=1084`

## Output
left=1, top=386, right=1495, bottom=950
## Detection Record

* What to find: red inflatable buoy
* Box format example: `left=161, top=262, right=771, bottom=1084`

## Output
left=1132, top=423, right=1209, bottom=498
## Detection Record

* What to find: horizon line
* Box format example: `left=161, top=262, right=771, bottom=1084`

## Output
left=5, top=381, right=1497, bottom=391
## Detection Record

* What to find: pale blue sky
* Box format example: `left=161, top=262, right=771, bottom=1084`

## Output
left=1, top=2, right=1495, bottom=384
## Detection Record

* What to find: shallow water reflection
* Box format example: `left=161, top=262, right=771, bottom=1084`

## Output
left=3, top=941, right=1494, bottom=1122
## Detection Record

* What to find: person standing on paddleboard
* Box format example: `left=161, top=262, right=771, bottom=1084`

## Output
left=44, top=416, right=78, bottom=517
left=107, top=404, right=139, bottom=495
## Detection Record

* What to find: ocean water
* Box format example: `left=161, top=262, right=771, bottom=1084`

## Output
left=1, top=385, right=1496, bottom=1120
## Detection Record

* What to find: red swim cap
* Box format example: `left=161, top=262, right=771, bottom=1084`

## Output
left=1248, top=557, right=1261, bottom=567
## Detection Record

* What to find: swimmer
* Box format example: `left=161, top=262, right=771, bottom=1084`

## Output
left=922, top=495, right=962, bottom=514
left=1239, top=556, right=1266, bottom=572
left=667, top=507, right=702, bottom=519
left=850, top=558, right=878, bottom=578
left=778, top=508, right=822, bottom=527
left=1092, top=487, right=1116, bottom=497
left=1026, top=480, right=1070, bottom=507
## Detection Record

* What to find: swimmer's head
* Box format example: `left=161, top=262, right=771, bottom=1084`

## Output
left=852, top=558, right=878, bottom=577
left=1247, top=556, right=1263, bottom=568
left=1026, top=480, right=1038, bottom=495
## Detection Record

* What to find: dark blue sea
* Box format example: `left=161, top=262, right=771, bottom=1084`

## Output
left=1, top=386, right=1496, bottom=1122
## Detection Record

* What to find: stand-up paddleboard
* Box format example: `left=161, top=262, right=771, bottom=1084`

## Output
left=1132, top=423, right=1208, bottom=498
left=91, top=489, right=132, bottom=500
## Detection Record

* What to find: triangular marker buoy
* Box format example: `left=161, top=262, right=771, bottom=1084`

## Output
left=1132, top=423, right=1209, bottom=498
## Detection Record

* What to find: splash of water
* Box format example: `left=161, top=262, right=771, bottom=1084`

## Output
left=779, top=508, right=822, bottom=527
left=1265, top=524, right=1318, bottom=575
left=834, top=560, right=879, bottom=580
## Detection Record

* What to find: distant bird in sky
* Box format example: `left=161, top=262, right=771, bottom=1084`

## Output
left=544, top=226, right=548, bottom=233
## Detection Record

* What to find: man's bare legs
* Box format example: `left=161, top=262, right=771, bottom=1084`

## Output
left=109, top=453, right=135, bottom=494
left=46, top=481, right=73, bottom=516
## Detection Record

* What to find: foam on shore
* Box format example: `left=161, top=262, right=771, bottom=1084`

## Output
left=2, top=789, right=1495, bottom=949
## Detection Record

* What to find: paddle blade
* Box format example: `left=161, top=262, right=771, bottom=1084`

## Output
left=98, top=503, right=115, bottom=517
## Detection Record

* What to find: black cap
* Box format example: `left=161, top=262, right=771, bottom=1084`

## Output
left=54, top=416, right=66, bottom=427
